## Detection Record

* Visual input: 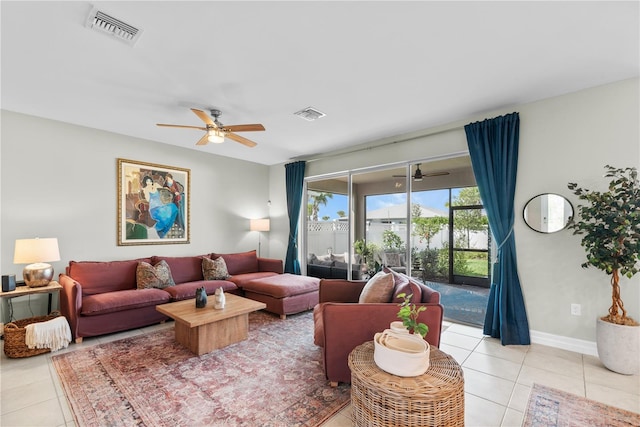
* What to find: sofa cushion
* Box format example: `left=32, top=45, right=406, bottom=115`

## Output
left=383, top=252, right=402, bottom=267
left=212, top=250, right=259, bottom=275
left=243, top=274, right=319, bottom=298
left=227, top=271, right=278, bottom=288
left=136, top=260, right=175, bottom=289
left=202, top=256, right=230, bottom=280
left=163, top=280, right=238, bottom=301
left=358, top=271, right=395, bottom=303
left=151, top=255, right=206, bottom=284
left=67, top=258, right=151, bottom=295
left=81, top=288, right=170, bottom=316
left=383, top=267, right=422, bottom=303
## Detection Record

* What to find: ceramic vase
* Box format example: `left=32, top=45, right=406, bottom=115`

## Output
left=195, top=287, right=207, bottom=308
left=214, top=287, right=226, bottom=309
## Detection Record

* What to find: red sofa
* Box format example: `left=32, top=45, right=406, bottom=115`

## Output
left=59, top=250, right=282, bottom=342
left=313, top=271, right=444, bottom=386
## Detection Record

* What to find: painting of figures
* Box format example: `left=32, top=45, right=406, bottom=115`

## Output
left=118, top=158, right=190, bottom=245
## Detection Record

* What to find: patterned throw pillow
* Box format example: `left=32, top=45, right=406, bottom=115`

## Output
left=358, top=271, right=395, bottom=303
left=383, top=252, right=401, bottom=267
left=202, top=256, right=230, bottom=280
left=136, top=260, right=175, bottom=289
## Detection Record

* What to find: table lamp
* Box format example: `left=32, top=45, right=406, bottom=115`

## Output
left=13, top=238, right=61, bottom=287
left=250, top=219, right=270, bottom=257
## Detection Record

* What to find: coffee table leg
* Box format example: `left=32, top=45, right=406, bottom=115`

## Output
left=174, top=313, right=250, bottom=355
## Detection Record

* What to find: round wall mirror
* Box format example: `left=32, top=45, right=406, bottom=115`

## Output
left=523, top=193, right=573, bottom=233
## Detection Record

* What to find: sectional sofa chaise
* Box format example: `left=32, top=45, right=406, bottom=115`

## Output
left=58, top=250, right=318, bottom=342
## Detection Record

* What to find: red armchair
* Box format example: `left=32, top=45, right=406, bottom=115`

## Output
left=313, top=276, right=444, bottom=386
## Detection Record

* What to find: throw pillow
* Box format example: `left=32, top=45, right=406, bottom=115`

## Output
left=202, top=256, right=231, bottom=280
left=383, top=252, right=401, bottom=267
left=211, top=250, right=258, bottom=275
left=384, top=267, right=422, bottom=303
left=136, top=260, right=175, bottom=289
left=358, top=271, right=395, bottom=303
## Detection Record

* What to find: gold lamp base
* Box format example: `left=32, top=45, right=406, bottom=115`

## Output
left=23, top=263, right=54, bottom=288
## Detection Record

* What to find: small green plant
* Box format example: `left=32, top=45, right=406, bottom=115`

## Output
left=382, top=230, right=403, bottom=250
left=354, top=239, right=380, bottom=274
left=396, top=293, right=429, bottom=338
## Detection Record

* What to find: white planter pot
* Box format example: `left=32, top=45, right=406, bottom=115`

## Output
left=596, top=318, right=640, bottom=375
left=373, top=329, right=430, bottom=377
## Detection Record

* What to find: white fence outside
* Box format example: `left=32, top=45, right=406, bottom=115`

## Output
left=307, top=220, right=487, bottom=260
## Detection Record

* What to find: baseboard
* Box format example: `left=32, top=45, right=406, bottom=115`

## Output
left=530, top=329, right=598, bottom=357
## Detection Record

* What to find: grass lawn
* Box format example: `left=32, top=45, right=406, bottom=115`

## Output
left=456, top=256, right=489, bottom=277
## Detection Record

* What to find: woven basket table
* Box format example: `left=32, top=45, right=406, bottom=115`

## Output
left=348, top=341, right=464, bottom=426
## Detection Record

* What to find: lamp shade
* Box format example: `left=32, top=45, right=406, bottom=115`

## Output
left=250, top=219, right=270, bottom=232
left=14, top=238, right=61, bottom=264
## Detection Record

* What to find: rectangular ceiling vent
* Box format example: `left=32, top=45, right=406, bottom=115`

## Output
left=86, top=7, right=143, bottom=46
left=294, top=107, right=326, bottom=121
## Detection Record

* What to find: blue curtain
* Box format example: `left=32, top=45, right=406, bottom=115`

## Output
left=284, top=161, right=306, bottom=274
left=464, top=112, right=530, bottom=345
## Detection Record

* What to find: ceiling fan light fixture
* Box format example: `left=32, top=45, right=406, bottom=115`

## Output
left=413, top=164, right=423, bottom=181
left=208, top=129, right=225, bottom=144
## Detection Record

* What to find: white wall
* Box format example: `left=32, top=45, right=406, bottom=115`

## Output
left=269, top=78, right=640, bottom=346
left=1, top=111, right=271, bottom=320
left=3, top=78, right=638, bottom=347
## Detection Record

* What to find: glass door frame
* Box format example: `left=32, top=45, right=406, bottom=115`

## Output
left=449, top=203, right=491, bottom=287
left=302, top=153, right=472, bottom=281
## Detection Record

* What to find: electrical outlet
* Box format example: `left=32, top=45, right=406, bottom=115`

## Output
left=571, top=303, right=581, bottom=316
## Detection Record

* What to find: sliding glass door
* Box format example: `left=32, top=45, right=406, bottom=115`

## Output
left=450, top=187, right=490, bottom=287
left=302, top=157, right=488, bottom=284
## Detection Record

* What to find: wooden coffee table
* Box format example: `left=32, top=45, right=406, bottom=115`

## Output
left=156, top=293, right=266, bottom=355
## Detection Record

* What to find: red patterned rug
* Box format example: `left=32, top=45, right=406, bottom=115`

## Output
left=523, top=383, right=640, bottom=427
left=52, top=311, right=350, bottom=427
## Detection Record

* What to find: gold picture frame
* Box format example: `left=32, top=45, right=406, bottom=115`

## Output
left=117, top=158, right=190, bottom=245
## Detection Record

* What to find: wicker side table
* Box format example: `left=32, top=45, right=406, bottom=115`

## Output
left=348, top=341, right=464, bottom=426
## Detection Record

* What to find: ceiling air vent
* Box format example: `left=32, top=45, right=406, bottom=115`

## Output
left=294, top=107, right=326, bottom=121
left=86, top=7, right=143, bottom=46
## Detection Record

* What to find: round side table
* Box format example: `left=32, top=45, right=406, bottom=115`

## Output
left=348, top=341, right=465, bottom=426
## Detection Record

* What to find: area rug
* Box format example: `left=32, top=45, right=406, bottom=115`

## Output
left=523, top=383, right=640, bottom=427
left=52, top=311, right=350, bottom=427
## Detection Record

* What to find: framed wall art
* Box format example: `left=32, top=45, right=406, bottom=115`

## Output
left=117, top=158, right=190, bottom=245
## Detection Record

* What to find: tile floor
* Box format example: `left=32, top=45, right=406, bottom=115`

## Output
left=1, top=320, right=638, bottom=427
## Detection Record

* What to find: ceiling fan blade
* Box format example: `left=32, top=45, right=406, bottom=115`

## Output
left=391, top=171, right=450, bottom=178
left=223, top=124, right=265, bottom=132
left=226, top=132, right=257, bottom=148
left=157, top=123, right=207, bottom=131
left=191, top=108, right=215, bottom=126
left=195, top=133, right=209, bottom=146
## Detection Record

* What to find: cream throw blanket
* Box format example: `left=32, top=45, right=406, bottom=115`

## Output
left=25, top=316, right=72, bottom=351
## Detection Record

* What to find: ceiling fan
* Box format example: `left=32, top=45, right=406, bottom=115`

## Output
left=392, top=164, right=450, bottom=181
left=156, top=108, right=265, bottom=148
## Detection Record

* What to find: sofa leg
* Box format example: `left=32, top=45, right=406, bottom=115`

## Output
left=280, top=314, right=286, bottom=320
left=75, top=337, right=83, bottom=344
left=329, top=381, right=338, bottom=387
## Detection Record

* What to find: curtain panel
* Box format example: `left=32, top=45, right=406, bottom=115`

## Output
left=464, top=112, right=530, bottom=345
left=284, top=161, right=306, bottom=274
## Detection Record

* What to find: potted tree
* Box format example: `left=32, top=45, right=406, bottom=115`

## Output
left=567, top=165, right=639, bottom=374
left=354, top=239, right=380, bottom=278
